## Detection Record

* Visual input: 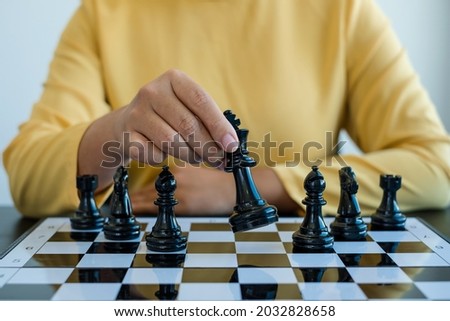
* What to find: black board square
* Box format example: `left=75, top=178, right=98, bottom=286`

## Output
left=48, top=231, right=99, bottom=242
left=87, top=242, right=140, bottom=254
left=187, top=242, right=236, bottom=254
left=24, top=254, right=84, bottom=267
left=67, top=268, right=128, bottom=283
left=237, top=254, right=291, bottom=267
left=235, top=232, right=281, bottom=242
left=0, top=284, right=60, bottom=300
left=117, top=284, right=179, bottom=300
left=359, top=283, right=426, bottom=299
left=181, top=268, right=237, bottom=283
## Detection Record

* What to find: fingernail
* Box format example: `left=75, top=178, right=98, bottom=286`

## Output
left=221, top=133, right=239, bottom=152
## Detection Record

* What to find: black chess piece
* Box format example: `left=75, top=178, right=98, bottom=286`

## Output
left=146, top=166, right=187, bottom=252
left=103, top=166, right=141, bottom=240
left=223, top=110, right=278, bottom=233
left=330, top=166, right=367, bottom=241
left=70, top=175, right=105, bottom=230
left=292, top=166, right=334, bottom=252
left=370, top=174, right=407, bottom=230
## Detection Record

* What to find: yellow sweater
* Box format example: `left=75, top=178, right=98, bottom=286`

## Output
left=4, top=0, right=450, bottom=218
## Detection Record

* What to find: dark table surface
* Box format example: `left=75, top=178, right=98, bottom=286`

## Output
left=1, top=205, right=450, bottom=257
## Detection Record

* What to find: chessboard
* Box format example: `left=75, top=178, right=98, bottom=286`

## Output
left=1, top=216, right=449, bottom=301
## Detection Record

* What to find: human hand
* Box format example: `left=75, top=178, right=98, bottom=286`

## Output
left=113, top=69, right=239, bottom=167
left=130, top=164, right=236, bottom=216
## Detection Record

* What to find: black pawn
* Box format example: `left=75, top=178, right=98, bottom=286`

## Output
left=370, top=174, right=406, bottom=230
left=146, top=166, right=187, bottom=252
left=224, top=110, right=278, bottom=233
left=70, top=175, right=105, bottom=230
left=103, top=166, right=141, bottom=240
left=292, top=166, right=334, bottom=252
left=330, top=167, right=367, bottom=240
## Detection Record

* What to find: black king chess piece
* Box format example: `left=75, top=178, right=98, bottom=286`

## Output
left=70, top=174, right=105, bottom=230
left=146, top=166, right=187, bottom=252
left=292, top=166, right=334, bottom=252
left=370, top=174, right=407, bottom=230
left=223, top=110, right=278, bottom=233
left=330, top=166, right=367, bottom=241
left=103, top=166, right=141, bottom=240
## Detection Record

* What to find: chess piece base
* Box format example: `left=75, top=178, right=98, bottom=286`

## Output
left=70, top=211, right=104, bottom=230
left=292, top=231, right=334, bottom=253
left=103, top=217, right=141, bottom=240
left=229, top=205, right=278, bottom=233
left=146, top=253, right=186, bottom=267
left=330, top=217, right=367, bottom=241
left=146, top=234, right=187, bottom=252
left=370, top=212, right=406, bottom=231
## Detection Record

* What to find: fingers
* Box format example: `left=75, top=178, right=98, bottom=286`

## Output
left=121, top=69, right=239, bottom=167
left=141, top=75, right=219, bottom=165
left=129, top=185, right=157, bottom=215
left=168, top=70, right=239, bottom=153
left=124, top=131, right=167, bottom=165
left=133, top=111, right=201, bottom=165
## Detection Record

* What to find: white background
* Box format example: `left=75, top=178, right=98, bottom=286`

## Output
left=1, top=0, right=449, bottom=206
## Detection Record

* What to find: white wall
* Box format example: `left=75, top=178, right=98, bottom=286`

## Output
left=340, top=0, right=450, bottom=154
left=0, top=0, right=80, bottom=205
left=0, top=0, right=449, bottom=206
left=376, top=0, right=450, bottom=130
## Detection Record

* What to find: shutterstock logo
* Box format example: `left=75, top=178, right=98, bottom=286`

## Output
left=100, top=131, right=347, bottom=168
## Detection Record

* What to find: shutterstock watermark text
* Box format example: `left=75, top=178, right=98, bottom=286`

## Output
left=100, top=132, right=347, bottom=168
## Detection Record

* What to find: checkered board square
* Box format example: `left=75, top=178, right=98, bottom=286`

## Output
left=0, top=217, right=449, bottom=300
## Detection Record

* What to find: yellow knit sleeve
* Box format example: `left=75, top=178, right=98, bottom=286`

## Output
left=274, top=0, right=450, bottom=216
left=3, top=1, right=112, bottom=217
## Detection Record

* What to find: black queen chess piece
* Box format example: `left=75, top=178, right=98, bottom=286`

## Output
left=370, top=174, right=407, bottom=230
left=223, top=110, right=278, bottom=233
left=292, top=166, right=334, bottom=252
left=330, top=166, right=367, bottom=241
left=103, top=166, right=141, bottom=240
left=70, top=174, right=105, bottom=230
left=146, top=166, right=187, bottom=252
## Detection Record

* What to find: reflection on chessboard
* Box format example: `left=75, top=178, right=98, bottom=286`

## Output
left=0, top=217, right=449, bottom=300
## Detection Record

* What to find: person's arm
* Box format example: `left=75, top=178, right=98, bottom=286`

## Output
left=3, top=2, right=237, bottom=218
left=78, top=69, right=239, bottom=193
left=274, top=0, right=450, bottom=215
left=3, top=3, right=106, bottom=217
left=128, top=0, right=449, bottom=218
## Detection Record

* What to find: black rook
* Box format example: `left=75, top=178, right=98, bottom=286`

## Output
left=70, top=174, right=105, bottom=230
left=370, top=174, right=406, bottom=230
